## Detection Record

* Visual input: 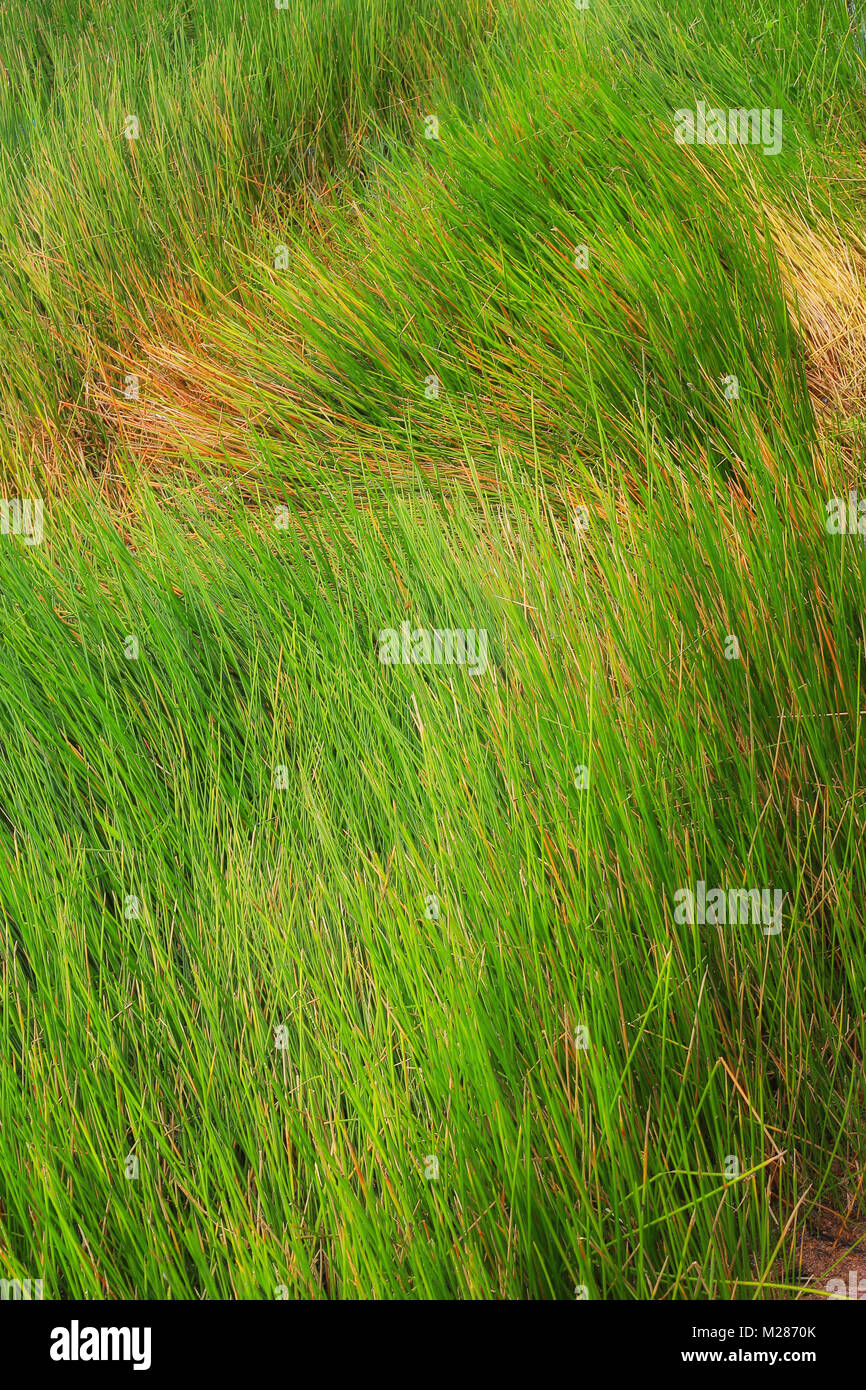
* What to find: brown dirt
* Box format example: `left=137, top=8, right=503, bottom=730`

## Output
left=792, top=1205, right=866, bottom=1300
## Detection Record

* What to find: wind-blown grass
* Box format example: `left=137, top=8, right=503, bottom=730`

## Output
left=0, top=0, right=864, bottom=1299
left=0, top=0, right=496, bottom=461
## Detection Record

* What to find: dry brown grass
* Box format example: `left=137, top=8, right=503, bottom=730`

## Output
left=763, top=200, right=866, bottom=427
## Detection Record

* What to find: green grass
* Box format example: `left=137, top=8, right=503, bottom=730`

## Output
left=0, top=0, right=864, bottom=1299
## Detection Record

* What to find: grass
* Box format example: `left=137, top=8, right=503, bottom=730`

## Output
left=0, top=0, right=864, bottom=1299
